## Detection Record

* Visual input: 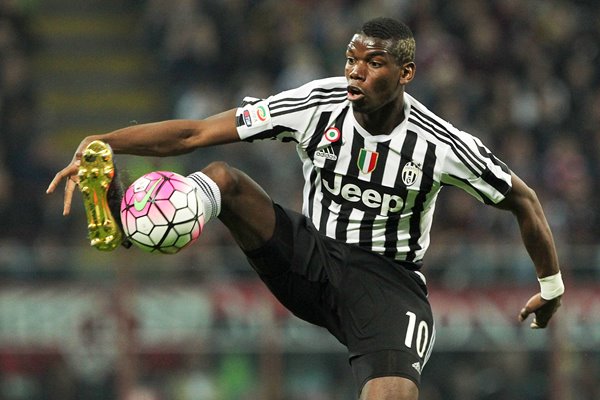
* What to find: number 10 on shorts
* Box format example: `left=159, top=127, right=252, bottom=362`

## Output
left=404, top=311, right=430, bottom=358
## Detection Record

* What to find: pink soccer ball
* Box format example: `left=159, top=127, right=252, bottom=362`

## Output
left=120, top=171, right=205, bottom=254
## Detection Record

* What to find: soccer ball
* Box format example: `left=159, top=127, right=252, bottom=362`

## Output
left=120, top=171, right=204, bottom=254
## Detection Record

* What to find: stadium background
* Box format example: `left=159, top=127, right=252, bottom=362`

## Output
left=1, top=0, right=599, bottom=398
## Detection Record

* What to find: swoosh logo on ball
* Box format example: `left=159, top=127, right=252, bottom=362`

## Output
left=133, top=180, right=161, bottom=211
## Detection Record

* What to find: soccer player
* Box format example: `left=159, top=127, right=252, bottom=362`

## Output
left=47, top=17, right=564, bottom=400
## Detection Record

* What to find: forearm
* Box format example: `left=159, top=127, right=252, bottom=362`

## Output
left=515, top=199, right=560, bottom=279
left=77, top=109, right=239, bottom=158
left=86, top=120, right=203, bottom=157
left=497, top=174, right=560, bottom=279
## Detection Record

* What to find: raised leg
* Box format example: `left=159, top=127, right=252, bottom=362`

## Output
left=201, top=161, right=276, bottom=252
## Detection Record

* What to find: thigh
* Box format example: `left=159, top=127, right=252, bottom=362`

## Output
left=203, top=162, right=276, bottom=251
left=243, top=204, right=346, bottom=341
left=339, top=248, right=435, bottom=393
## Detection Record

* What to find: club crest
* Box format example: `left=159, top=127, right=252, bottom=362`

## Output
left=402, top=161, right=422, bottom=186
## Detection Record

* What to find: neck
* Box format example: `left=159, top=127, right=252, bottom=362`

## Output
left=354, top=97, right=406, bottom=136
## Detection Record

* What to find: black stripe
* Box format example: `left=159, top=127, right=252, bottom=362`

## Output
left=481, top=169, right=511, bottom=199
left=188, top=174, right=217, bottom=217
left=236, top=114, right=245, bottom=129
left=271, top=96, right=347, bottom=118
left=323, top=107, right=349, bottom=170
left=269, top=87, right=347, bottom=110
left=334, top=129, right=363, bottom=242
left=476, top=143, right=511, bottom=175
left=240, top=125, right=296, bottom=142
left=306, top=112, right=332, bottom=160
left=238, top=98, right=261, bottom=107
left=317, top=171, right=333, bottom=233
left=383, top=130, right=417, bottom=259
left=359, top=140, right=388, bottom=248
left=308, top=168, right=319, bottom=222
left=406, top=141, right=436, bottom=261
left=307, top=112, right=333, bottom=223
left=445, top=173, right=500, bottom=205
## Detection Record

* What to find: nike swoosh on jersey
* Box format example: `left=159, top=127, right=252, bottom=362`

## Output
left=133, top=179, right=161, bottom=211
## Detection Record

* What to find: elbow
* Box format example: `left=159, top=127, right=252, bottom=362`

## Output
left=498, top=175, right=540, bottom=215
left=522, top=184, right=539, bottom=205
left=513, top=184, right=544, bottom=219
left=158, top=125, right=201, bottom=156
left=178, top=128, right=200, bottom=153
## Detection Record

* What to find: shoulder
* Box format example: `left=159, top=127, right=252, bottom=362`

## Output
left=301, top=76, right=347, bottom=90
left=405, top=92, right=453, bottom=131
left=274, top=76, right=348, bottom=98
left=405, top=92, right=477, bottom=145
left=267, top=77, right=348, bottom=117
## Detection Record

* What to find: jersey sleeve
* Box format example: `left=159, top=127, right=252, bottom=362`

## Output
left=440, top=129, right=513, bottom=205
left=235, top=96, right=299, bottom=143
left=235, top=77, right=348, bottom=145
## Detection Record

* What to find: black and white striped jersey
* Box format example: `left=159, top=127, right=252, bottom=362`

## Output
left=235, top=77, right=512, bottom=263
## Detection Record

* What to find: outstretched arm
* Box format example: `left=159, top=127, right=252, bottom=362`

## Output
left=46, top=109, right=239, bottom=214
left=494, top=172, right=563, bottom=329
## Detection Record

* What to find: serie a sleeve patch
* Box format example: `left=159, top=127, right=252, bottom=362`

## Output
left=236, top=100, right=274, bottom=140
left=240, top=100, right=271, bottom=129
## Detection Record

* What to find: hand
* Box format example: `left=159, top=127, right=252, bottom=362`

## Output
left=46, top=138, right=94, bottom=215
left=518, top=293, right=562, bottom=329
left=46, top=156, right=81, bottom=215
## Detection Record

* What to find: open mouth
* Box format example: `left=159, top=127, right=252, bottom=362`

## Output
left=347, top=85, right=365, bottom=101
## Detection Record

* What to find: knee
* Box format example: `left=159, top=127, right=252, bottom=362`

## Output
left=360, top=376, right=419, bottom=400
left=202, top=161, right=240, bottom=196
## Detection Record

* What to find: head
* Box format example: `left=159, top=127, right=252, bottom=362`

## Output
left=345, top=17, right=416, bottom=115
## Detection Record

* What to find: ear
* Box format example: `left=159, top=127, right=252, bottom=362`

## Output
left=399, top=62, right=416, bottom=85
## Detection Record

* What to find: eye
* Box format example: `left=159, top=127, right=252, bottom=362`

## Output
left=369, top=60, right=383, bottom=68
left=346, top=57, right=355, bottom=65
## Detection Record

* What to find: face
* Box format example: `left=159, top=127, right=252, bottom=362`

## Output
left=345, top=34, right=414, bottom=114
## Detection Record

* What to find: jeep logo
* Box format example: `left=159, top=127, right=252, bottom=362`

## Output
left=321, top=170, right=404, bottom=216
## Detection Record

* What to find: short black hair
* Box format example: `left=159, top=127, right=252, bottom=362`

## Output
left=359, top=17, right=415, bottom=65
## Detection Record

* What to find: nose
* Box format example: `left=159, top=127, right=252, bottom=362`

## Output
left=348, top=61, right=366, bottom=81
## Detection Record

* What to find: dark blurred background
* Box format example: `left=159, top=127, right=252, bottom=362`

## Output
left=1, top=0, right=599, bottom=399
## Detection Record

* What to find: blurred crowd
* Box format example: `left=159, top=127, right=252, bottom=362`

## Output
left=2, top=0, right=600, bottom=278
left=0, top=0, right=40, bottom=240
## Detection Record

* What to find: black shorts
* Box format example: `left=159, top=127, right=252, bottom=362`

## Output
left=244, top=204, right=435, bottom=393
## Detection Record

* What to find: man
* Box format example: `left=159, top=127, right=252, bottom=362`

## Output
left=47, top=17, right=563, bottom=400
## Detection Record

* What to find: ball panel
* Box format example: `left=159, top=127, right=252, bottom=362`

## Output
left=153, top=199, right=176, bottom=220
left=169, top=191, right=189, bottom=208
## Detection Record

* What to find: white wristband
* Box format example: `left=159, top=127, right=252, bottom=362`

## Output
left=538, top=272, right=564, bottom=300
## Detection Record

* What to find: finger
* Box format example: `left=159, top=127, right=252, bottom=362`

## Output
left=531, top=308, right=554, bottom=329
left=518, top=307, right=531, bottom=322
left=63, top=178, right=77, bottom=215
left=536, top=297, right=561, bottom=328
left=534, top=313, right=550, bottom=329
left=531, top=313, right=550, bottom=329
left=47, top=162, right=80, bottom=194
left=530, top=318, right=550, bottom=329
left=47, top=171, right=66, bottom=194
